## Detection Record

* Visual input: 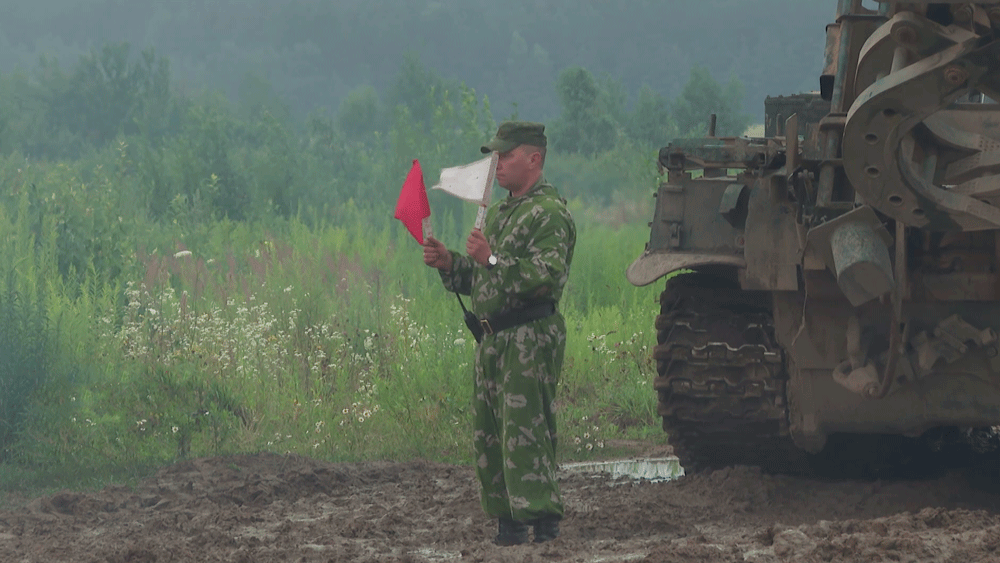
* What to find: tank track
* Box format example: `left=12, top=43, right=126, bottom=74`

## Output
left=653, top=277, right=1000, bottom=478
left=653, top=278, right=813, bottom=474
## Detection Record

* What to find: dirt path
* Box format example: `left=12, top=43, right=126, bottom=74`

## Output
left=2, top=453, right=1000, bottom=562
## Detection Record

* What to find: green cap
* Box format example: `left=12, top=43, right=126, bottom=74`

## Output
left=480, top=121, right=547, bottom=154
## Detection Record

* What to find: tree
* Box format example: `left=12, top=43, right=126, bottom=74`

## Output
left=492, top=31, right=555, bottom=119
left=337, top=85, right=382, bottom=141
left=238, top=71, right=291, bottom=124
left=384, top=53, right=457, bottom=130
left=672, top=66, right=751, bottom=137
left=550, top=66, right=618, bottom=155
left=628, top=85, right=678, bottom=148
left=64, top=43, right=173, bottom=144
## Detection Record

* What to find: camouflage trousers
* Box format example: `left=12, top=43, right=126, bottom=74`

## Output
left=472, top=313, right=566, bottom=522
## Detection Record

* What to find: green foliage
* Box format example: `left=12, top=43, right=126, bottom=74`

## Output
left=385, top=53, right=459, bottom=131
left=549, top=64, right=754, bottom=157
left=6, top=43, right=177, bottom=158
left=550, top=67, right=619, bottom=155
left=239, top=109, right=300, bottom=218
left=0, top=47, right=699, bottom=492
left=672, top=66, right=752, bottom=138
left=337, top=85, right=383, bottom=141
left=544, top=140, right=658, bottom=208
left=171, top=98, right=248, bottom=220
left=66, top=43, right=174, bottom=144
left=2, top=0, right=832, bottom=123
left=0, top=171, right=99, bottom=467
left=0, top=278, right=52, bottom=460
left=238, top=71, right=292, bottom=124
left=628, top=85, right=678, bottom=148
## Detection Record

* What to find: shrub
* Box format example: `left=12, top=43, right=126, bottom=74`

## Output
left=0, top=279, right=52, bottom=460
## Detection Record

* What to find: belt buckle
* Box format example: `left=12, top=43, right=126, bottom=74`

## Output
left=480, top=318, right=494, bottom=336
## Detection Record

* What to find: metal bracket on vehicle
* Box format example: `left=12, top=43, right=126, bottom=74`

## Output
left=718, top=184, right=750, bottom=228
left=904, top=315, right=1000, bottom=378
left=804, top=206, right=895, bottom=306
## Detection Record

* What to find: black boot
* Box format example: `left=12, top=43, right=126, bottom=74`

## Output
left=531, top=515, right=561, bottom=543
left=494, top=518, right=529, bottom=546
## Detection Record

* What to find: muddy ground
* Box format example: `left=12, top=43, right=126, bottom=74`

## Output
left=2, top=452, right=1000, bottom=563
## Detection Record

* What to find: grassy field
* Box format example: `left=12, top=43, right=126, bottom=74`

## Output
left=0, top=159, right=671, bottom=493
left=0, top=45, right=732, bottom=499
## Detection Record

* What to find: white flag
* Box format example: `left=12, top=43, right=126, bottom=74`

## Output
left=432, top=153, right=498, bottom=205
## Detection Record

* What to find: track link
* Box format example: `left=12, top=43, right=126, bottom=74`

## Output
left=653, top=278, right=812, bottom=474
left=652, top=276, right=1000, bottom=478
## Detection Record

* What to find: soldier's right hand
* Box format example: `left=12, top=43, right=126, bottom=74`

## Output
left=422, top=237, right=453, bottom=271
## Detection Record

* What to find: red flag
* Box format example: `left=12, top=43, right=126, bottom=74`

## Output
left=394, top=160, right=431, bottom=244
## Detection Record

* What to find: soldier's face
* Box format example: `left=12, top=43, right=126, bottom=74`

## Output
left=495, top=146, right=540, bottom=194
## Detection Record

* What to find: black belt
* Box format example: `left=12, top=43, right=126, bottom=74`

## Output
left=479, top=302, right=557, bottom=336
left=456, top=294, right=557, bottom=343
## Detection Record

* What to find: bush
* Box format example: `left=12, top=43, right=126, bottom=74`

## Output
left=0, top=279, right=52, bottom=460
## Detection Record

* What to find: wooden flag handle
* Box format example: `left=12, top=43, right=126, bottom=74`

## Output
left=474, top=152, right=497, bottom=231
left=474, top=205, right=487, bottom=231
left=422, top=216, right=433, bottom=241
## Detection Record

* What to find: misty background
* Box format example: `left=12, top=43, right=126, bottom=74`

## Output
left=0, top=0, right=855, bottom=486
left=1, top=0, right=833, bottom=126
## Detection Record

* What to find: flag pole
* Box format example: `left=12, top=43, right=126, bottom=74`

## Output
left=474, top=152, right=498, bottom=231
left=422, top=217, right=433, bottom=241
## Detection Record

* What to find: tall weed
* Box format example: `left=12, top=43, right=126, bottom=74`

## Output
left=0, top=74, right=677, bottom=489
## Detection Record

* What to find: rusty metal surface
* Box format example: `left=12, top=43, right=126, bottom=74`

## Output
left=842, top=7, right=1000, bottom=231
left=632, top=0, right=1000, bottom=470
left=741, top=178, right=800, bottom=291
left=765, top=94, right=831, bottom=137
left=626, top=251, right=745, bottom=287
left=629, top=175, right=749, bottom=286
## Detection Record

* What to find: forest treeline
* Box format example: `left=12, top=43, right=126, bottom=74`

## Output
left=1, top=0, right=834, bottom=121
left=0, top=0, right=844, bottom=488
left=0, top=45, right=753, bottom=483
left=0, top=42, right=752, bottom=225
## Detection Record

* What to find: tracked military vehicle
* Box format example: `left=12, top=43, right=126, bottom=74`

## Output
left=628, top=1, right=1000, bottom=473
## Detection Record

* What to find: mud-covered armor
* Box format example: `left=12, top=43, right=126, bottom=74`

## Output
left=630, top=1, right=1000, bottom=474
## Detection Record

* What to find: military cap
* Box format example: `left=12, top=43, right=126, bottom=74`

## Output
left=480, top=121, right=547, bottom=154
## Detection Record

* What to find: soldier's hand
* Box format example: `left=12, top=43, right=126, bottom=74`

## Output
left=466, top=229, right=492, bottom=267
left=422, top=237, right=453, bottom=271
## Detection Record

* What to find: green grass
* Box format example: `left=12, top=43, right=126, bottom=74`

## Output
left=0, top=207, right=670, bottom=493
left=0, top=129, right=677, bottom=502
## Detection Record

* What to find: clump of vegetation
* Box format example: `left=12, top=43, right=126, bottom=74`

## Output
left=0, top=43, right=757, bottom=493
left=0, top=280, right=53, bottom=461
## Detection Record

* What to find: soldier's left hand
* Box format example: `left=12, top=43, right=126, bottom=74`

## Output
left=466, top=229, right=492, bottom=267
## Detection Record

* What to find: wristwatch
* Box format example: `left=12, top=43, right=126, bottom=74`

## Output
left=486, top=254, right=498, bottom=270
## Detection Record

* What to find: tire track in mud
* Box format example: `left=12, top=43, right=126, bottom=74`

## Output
left=1, top=453, right=999, bottom=562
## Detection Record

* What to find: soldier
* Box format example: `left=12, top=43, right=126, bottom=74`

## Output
left=422, top=121, right=576, bottom=545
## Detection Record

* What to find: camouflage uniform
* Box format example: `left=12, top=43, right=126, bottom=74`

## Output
left=440, top=176, right=576, bottom=522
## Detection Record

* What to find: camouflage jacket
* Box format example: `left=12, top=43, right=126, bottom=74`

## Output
left=441, top=176, right=576, bottom=317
